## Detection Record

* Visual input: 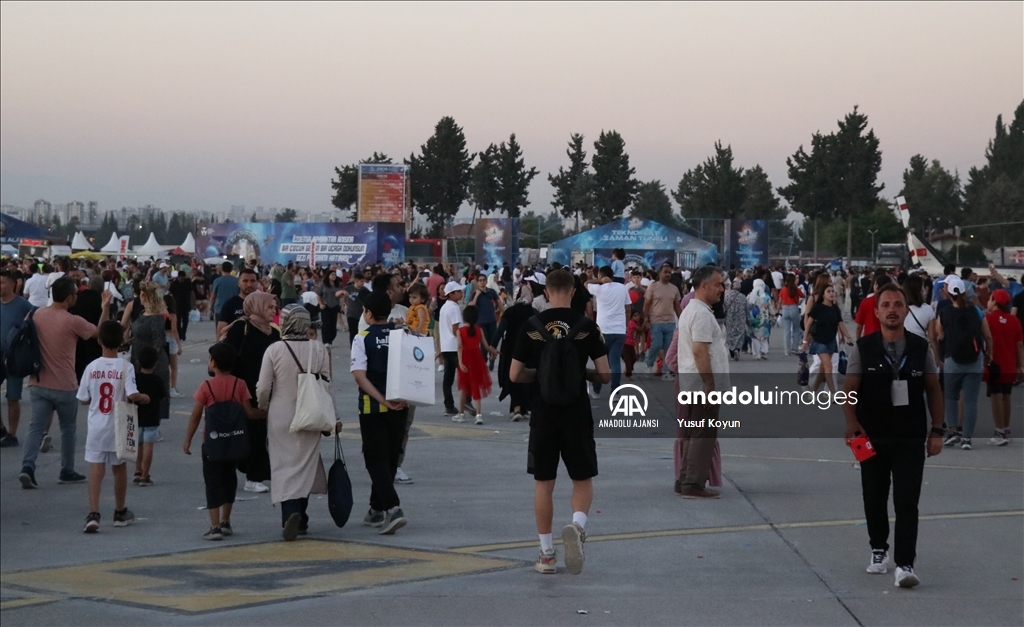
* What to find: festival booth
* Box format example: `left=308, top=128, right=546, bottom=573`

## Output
left=196, top=222, right=406, bottom=267
left=546, top=217, right=718, bottom=270
left=1, top=213, right=48, bottom=257
left=71, top=231, right=93, bottom=251
left=134, top=233, right=174, bottom=259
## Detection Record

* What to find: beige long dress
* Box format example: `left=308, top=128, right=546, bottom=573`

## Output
left=256, top=339, right=330, bottom=504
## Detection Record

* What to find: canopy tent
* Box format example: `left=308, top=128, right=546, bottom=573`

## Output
left=70, top=250, right=108, bottom=261
left=1, top=243, right=18, bottom=255
left=177, top=232, right=196, bottom=254
left=0, top=213, right=46, bottom=245
left=71, top=231, right=93, bottom=250
left=134, top=232, right=174, bottom=257
left=99, top=232, right=122, bottom=253
left=546, top=217, right=718, bottom=269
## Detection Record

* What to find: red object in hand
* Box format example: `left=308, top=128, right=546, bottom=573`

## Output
left=849, top=433, right=876, bottom=462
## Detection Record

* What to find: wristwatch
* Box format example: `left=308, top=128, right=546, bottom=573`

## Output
left=930, top=426, right=946, bottom=436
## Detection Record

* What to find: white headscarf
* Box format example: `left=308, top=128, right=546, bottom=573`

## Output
left=747, top=278, right=767, bottom=305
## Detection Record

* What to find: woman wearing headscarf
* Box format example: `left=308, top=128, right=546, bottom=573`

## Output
left=724, top=278, right=748, bottom=361
left=224, top=291, right=280, bottom=493
left=255, top=304, right=332, bottom=540
left=746, top=278, right=775, bottom=360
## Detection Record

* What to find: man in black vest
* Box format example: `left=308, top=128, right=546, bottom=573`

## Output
left=842, top=283, right=945, bottom=589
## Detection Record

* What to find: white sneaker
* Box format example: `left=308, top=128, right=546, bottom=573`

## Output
left=511, top=412, right=522, bottom=422
left=452, top=413, right=466, bottom=423
left=244, top=480, right=269, bottom=493
left=474, top=414, right=483, bottom=425
left=894, top=565, right=920, bottom=588
left=169, top=388, right=182, bottom=398
left=394, top=468, right=413, bottom=484
left=588, top=384, right=600, bottom=399
left=866, top=549, right=889, bottom=574
left=988, top=433, right=1009, bottom=447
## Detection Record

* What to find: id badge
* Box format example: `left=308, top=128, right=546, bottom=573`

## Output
left=891, top=380, right=909, bottom=407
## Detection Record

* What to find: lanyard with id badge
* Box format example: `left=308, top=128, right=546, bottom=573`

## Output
left=885, top=350, right=909, bottom=407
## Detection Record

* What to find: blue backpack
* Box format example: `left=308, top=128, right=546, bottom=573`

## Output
left=5, top=309, right=42, bottom=380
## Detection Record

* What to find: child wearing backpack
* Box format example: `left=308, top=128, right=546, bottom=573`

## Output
left=456, top=305, right=499, bottom=425
left=76, top=320, right=150, bottom=533
left=183, top=343, right=264, bottom=540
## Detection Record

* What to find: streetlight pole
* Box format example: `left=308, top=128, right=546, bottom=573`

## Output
left=867, top=229, right=878, bottom=264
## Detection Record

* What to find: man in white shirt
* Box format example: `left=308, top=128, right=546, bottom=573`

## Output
left=23, top=265, right=50, bottom=308
left=585, top=266, right=631, bottom=397
left=675, top=265, right=728, bottom=499
left=439, top=282, right=464, bottom=416
left=358, top=273, right=409, bottom=332
left=771, top=268, right=784, bottom=291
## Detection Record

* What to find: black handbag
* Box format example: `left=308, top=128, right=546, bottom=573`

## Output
left=327, top=434, right=354, bottom=527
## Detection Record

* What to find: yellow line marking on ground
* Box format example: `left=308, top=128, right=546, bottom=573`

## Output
left=450, top=510, right=1024, bottom=554
left=2, top=540, right=519, bottom=615
left=0, top=596, right=58, bottom=611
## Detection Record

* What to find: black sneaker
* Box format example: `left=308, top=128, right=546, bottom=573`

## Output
left=443, top=407, right=459, bottom=416
left=282, top=512, right=301, bottom=541
left=0, top=435, right=19, bottom=448
left=113, top=508, right=136, bottom=527
left=19, top=467, right=38, bottom=489
left=362, top=508, right=385, bottom=528
left=203, top=526, right=223, bottom=541
left=58, top=471, right=87, bottom=484
left=83, top=512, right=101, bottom=533
left=219, top=521, right=233, bottom=536
left=132, top=472, right=142, bottom=484
left=379, top=507, right=407, bottom=535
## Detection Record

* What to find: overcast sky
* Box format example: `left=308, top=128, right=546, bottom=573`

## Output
left=1, top=2, right=1021, bottom=222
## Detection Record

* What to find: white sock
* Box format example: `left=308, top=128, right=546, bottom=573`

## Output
left=539, top=533, right=554, bottom=553
left=572, top=511, right=587, bottom=529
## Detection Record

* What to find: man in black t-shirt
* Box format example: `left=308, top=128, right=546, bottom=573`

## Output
left=341, top=273, right=371, bottom=349
left=216, top=268, right=258, bottom=340
left=510, top=269, right=609, bottom=577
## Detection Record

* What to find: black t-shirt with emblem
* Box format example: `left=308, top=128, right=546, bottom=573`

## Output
left=512, top=307, right=608, bottom=419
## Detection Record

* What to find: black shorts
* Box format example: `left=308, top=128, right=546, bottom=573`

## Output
left=527, top=408, right=598, bottom=482
left=987, top=382, right=1014, bottom=396
left=202, top=455, right=237, bottom=509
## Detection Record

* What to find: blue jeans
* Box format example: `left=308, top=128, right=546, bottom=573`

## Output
left=780, top=305, right=802, bottom=354
left=593, top=333, right=625, bottom=394
left=646, top=323, right=676, bottom=370
left=943, top=356, right=983, bottom=438
left=22, top=386, right=79, bottom=474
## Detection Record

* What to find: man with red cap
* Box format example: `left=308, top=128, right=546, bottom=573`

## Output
left=984, top=289, right=1023, bottom=446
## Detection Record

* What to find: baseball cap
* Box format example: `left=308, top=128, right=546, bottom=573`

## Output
left=991, top=289, right=1011, bottom=307
left=533, top=272, right=546, bottom=286
left=945, top=275, right=966, bottom=296
left=159, top=262, right=169, bottom=268
left=444, top=281, right=464, bottom=295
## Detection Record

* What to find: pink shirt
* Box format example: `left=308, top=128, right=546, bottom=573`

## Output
left=30, top=306, right=97, bottom=391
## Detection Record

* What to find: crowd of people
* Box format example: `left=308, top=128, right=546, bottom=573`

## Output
left=1, top=251, right=1021, bottom=585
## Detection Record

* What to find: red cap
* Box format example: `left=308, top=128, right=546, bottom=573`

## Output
left=992, top=289, right=1011, bottom=307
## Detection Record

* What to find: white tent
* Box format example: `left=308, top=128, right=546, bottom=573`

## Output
left=99, top=232, right=122, bottom=253
left=134, top=232, right=173, bottom=257
left=1, top=244, right=18, bottom=255
left=178, top=232, right=196, bottom=254
left=71, top=231, right=92, bottom=250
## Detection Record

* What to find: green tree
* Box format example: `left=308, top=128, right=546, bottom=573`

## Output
left=331, top=152, right=393, bottom=221
left=963, top=101, right=1024, bottom=247
left=779, top=131, right=837, bottom=260
left=590, top=130, right=638, bottom=225
left=630, top=180, right=677, bottom=228
left=494, top=133, right=538, bottom=218
left=821, top=200, right=903, bottom=258
left=898, top=155, right=963, bottom=236
left=469, top=144, right=500, bottom=218
left=673, top=141, right=746, bottom=220
left=739, top=165, right=786, bottom=221
left=548, top=133, right=589, bottom=233
left=518, top=210, right=565, bottom=248
left=407, top=116, right=474, bottom=237
left=275, top=208, right=299, bottom=223
left=831, top=107, right=884, bottom=262
left=146, top=212, right=167, bottom=243
left=91, top=212, right=117, bottom=250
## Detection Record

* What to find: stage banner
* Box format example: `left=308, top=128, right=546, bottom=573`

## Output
left=730, top=220, right=770, bottom=269
left=475, top=218, right=518, bottom=270
left=357, top=164, right=408, bottom=223
left=592, top=248, right=675, bottom=271
left=196, top=222, right=405, bottom=267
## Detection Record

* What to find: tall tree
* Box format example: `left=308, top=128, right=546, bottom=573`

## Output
left=672, top=141, right=746, bottom=220
left=469, top=144, right=500, bottom=219
left=739, top=165, right=786, bottom=221
left=630, top=180, right=677, bottom=228
left=898, top=155, right=963, bottom=236
left=407, top=117, right=474, bottom=237
left=778, top=131, right=838, bottom=260
left=963, top=101, right=1024, bottom=247
left=518, top=210, right=565, bottom=248
left=275, top=208, right=298, bottom=223
left=331, top=152, right=392, bottom=221
left=831, top=106, right=884, bottom=262
left=494, top=133, right=538, bottom=218
left=590, top=130, right=638, bottom=225
left=548, top=133, right=589, bottom=233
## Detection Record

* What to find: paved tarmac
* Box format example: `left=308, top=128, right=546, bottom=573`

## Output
left=1, top=314, right=1021, bottom=626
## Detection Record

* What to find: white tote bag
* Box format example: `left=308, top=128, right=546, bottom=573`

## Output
left=386, top=329, right=436, bottom=406
left=114, top=359, right=139, bottom=462
left=285, top=341, right=337, bottom=433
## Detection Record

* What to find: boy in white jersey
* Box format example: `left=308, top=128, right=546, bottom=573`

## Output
left=76, top=320, right=150, bottom=533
